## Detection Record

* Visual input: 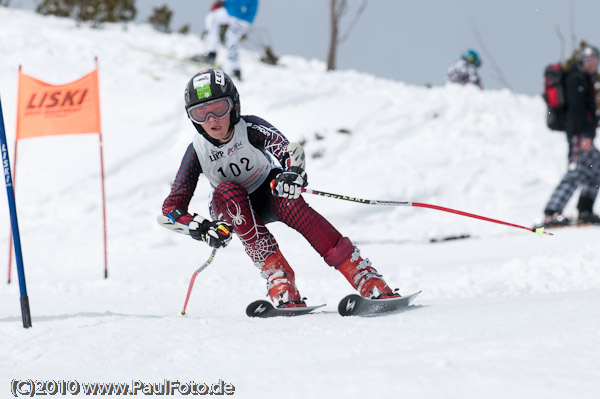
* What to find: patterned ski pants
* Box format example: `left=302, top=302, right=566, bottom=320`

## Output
left=209, top=174, right=354, bottom=268
left=545, top=135, right=600, bottom=214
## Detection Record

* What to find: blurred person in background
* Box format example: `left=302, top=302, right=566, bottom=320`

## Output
left=539, top=44, right=600, bottom=227
left=446, top=49, right=483, bottom=89
left=190, top=0, right=259, bottom=80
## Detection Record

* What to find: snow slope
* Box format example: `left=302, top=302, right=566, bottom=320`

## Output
left=1, top=8, right=599, bottom=399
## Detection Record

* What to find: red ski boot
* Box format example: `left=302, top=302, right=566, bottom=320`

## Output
left=259, top=249, right=306, bottom=308
left=337, top=248, right=398, bottom=299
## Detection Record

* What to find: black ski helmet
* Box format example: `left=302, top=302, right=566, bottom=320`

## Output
left=184, top=69, right=240, bottom=135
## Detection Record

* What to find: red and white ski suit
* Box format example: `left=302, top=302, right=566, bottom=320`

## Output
left=162, top=115, right=355, bottom=269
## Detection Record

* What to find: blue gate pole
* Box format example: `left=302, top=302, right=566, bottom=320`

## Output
left=0, top=95, right=32, bottom=328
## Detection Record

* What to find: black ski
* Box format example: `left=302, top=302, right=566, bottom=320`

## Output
left=338, top=291, right=422, bottom=317
left=246, top=300, right=325, bottom=318
left=129, top=45, right=216, bottom=68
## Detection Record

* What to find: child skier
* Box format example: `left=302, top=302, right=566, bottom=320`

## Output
left=445, top=49, right=483, bottom=89
left=162, top=69, right=399, bottom=307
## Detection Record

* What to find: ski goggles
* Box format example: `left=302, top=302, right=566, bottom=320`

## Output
left=187, top=97, right=233, bottom=124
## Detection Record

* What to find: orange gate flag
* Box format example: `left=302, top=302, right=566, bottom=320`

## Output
left=9, top=66, right=108, bottom=282
left=16, top=69, right=101, bottom=139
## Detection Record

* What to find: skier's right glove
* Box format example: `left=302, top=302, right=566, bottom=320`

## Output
left=188, top=215, right=233, bottom=248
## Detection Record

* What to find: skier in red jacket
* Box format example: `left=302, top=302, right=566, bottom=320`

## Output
left=162, top=69, right=398, bottom=308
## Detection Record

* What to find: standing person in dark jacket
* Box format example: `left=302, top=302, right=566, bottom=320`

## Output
left=541, top=44, right=600, bottom=226
left=162, top=69, right=399, bottom=308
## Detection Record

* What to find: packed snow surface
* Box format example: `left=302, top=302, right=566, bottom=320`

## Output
left=1, top=8, right=599, bottom=399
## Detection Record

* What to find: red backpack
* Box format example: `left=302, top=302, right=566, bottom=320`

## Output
left=543, top=63, right=567, bottom=131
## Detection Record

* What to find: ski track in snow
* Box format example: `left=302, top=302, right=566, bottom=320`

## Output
left=1, top=8, right=599, bottom=399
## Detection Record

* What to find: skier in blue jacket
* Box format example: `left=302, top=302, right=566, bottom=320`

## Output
left=190, top=0, right=259, bottom=80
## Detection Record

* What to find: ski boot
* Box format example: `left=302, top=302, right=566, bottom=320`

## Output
left=258, top=249, right=306, bottom=308
left=337, top=247, right=399, bottom=299
left=577, top=210, right=600, bottom=225
left=540, top=212, right=572, bottom=228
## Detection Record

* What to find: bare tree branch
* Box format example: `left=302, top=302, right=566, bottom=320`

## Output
left=327, top=0, right=367, bottom=71
left=468, top=17, right=515, bottom=93
left=339, top=0, right=367, bottom=43
left=327, top=0, right=337, bottom=70
left=554, top=24, right=565, bottom=63
left=569, top=3, right=577, bottom=53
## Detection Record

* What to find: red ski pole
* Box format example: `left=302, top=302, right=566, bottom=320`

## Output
left=301, top=187, right=550, bottom=237
left=179, top=248, right=218, bottom=316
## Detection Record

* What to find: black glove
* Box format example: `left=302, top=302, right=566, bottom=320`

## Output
left=189, top=215, right=233, bottom=248
left=271, top=166, right=308, bottom=199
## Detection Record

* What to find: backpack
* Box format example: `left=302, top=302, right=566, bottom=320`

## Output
left=543, top=63, right=567, bottom=131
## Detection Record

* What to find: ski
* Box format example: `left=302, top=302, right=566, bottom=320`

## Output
left=429, top=233, right=471, bottom=243
left=129, top=45, right=211, bottom=67
left=128, top=45, right=225, bottom=70
left=533, top=221, right=598, bottom=230
left=246, top=300, right=325, bottom=318
left=338, top=291, right=422, bottom=317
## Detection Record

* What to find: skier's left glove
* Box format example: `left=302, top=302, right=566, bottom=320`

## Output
left=271, top=142, right=308, bottom=200
left=271, top=166, right=308, bottom=199
left=189, top=215, right=233, bottom=248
